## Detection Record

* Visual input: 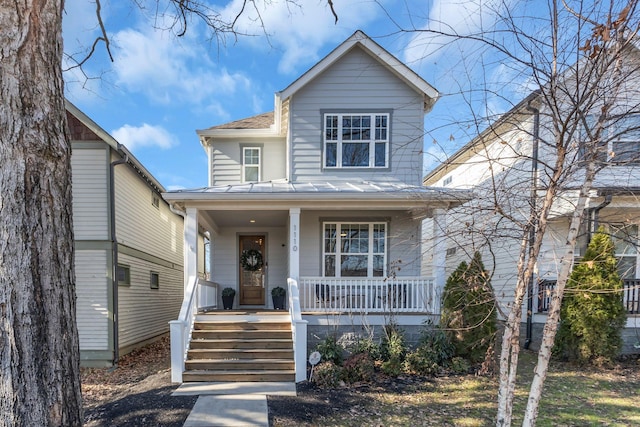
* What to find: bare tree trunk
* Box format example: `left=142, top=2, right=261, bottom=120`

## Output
left=522, top=161, right=595, bottom=425
left=0, top=1, right=83, bottom=425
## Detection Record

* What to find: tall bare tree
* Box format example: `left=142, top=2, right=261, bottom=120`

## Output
left=412, top=1, right=640, bottom=425
left=0, top=0, right=336, bottom=424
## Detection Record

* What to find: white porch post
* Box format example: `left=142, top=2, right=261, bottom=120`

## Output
left=184, top=207, right=199, bottom=296
left=289, top=208, right=300, bottom=280
left=288, top=207, right=307, bottom=382
left=432, top=208, right=447, bottom=315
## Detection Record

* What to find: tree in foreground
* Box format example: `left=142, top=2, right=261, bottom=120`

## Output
left=441, top=251, right=497, bottom=365
left=555, top=227, right=627, bottom=365
left=0, top=0, right=336, bottom=425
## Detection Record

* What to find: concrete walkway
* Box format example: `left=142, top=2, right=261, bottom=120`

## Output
left=173, top=382, right=297, bottom=427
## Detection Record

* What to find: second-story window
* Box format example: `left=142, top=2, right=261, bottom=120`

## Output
left=324, top=113, right=389, bottom=168
left=243, top=147, right=261, bottom=182
left=579, top=114, right=640, bottom=164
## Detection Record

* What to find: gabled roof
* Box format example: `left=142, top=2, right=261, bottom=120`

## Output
left=277, top=30, right=438, bottom=111
left=423, top=91, right=541, bottom=185
left=65, top=100, right=166, bottom=193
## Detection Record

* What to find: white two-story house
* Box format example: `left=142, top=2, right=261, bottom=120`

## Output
left=423, top=52, right=640, bottom=354
left=166, top=31, right=470, bottom=383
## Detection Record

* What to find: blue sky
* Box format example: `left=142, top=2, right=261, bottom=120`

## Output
left=62, top=0, right=527, bottom=190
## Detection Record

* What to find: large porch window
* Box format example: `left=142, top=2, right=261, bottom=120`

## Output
left=323, top=222, right=386, bottom=277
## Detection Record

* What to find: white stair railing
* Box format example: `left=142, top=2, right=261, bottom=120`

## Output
left=287, top=277, right=308, bottom=383
left=169, top=275, right=199, bottom=383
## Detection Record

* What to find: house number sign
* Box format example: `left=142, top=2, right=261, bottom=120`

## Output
left=292, top=224, right=298, bottom=252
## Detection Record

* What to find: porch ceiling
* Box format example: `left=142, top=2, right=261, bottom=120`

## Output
left=204, top=209, right=288, bottom=227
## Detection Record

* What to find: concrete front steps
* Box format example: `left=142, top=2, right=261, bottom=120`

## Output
left=183, top=311, right=295, bottom=382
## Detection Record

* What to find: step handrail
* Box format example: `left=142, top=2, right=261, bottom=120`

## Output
left=169, top=275, right=199, bottom=383
left=288, top=277, right=308, bottom=382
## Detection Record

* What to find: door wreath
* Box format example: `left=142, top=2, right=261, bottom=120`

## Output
left=240, top=249, right=263, bottom=271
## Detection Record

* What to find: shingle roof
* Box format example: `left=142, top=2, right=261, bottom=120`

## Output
left=204, top=112, right=274, bottom=131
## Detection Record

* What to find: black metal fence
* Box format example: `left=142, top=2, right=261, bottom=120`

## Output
left=537, top=279, right=640, bottom=315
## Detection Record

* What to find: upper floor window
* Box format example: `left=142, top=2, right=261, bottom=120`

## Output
left=324, top=113, right=389, bottom=168
left=610, top=223, right=639, bottom=279
left=579, top=114, right=640, bottom=164
left=242, top=147, right=261, bottom=182
left=323, top=222, right=386, bottom=277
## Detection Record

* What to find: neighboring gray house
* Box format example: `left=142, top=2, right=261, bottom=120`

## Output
left=166, top=31, right=470, bottom=383
left=67, top=102, right=193, bottom=367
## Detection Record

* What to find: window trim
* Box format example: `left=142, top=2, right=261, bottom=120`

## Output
left=580, top=114, right=640, bottom=164
left=150, top=271, right=160, bottom=289
left=610, top=223, right=639, bottom=279
left=117, top=264, right=131, bottom=286
left=322, top=221, right=387, bottom=278
left=242, top=146, right=261, bottom=183
left=322, top=112, right=391, bottom=169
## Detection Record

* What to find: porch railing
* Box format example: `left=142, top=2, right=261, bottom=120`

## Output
left=537, top=278, right=640, bottom=315
left=298, top=277, right=437, bottom=314
left=169, top=278, right=219, bottom=383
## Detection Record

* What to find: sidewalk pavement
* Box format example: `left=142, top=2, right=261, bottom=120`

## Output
left=173, top=382, right=297, bottom=427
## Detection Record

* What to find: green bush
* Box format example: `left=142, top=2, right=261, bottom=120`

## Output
left=380, top=323, right=407, bottom=362
left=379, top=323, right=407, bottom=377
left=312, top=361, right=342, bottom=388
left=441, top=251, right=497, bottom=364
left=404, top=325, right=454, bottom=376
left=350, top=336, right=381, bottom=361
left=342, top=353, right=375, bottom=383
left=449, top=356, right=471, bottom=374
left=316, top=335, right=344, bottom=365
left=555, top=227, right=627, bottom=365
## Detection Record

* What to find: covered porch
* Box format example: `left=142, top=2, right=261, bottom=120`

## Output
left=166, top=181, right=470, bottom=383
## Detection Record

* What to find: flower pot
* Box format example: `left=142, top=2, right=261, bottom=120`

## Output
left=272, top=295, right=286, bottom=310
left=222, top=295, right=234, bottom=310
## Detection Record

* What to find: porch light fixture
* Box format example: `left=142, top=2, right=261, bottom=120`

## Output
left=249, top=219, right=256, bottom=223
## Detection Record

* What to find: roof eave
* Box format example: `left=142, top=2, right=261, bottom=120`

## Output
left=278, top=30, right=438, bottom=103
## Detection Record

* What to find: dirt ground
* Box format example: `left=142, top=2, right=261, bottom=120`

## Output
left=82, top=336, right=640, bottom=426
left=81, top=337, right=197, bottom=426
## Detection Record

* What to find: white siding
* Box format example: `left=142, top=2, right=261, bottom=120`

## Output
left=71, top=147, right=109, bottom=240
left=210, top=138, right=286, bottom=186
left=76, top=250, right=110, bottom=350
left=289, top=47, right=425, bottom=185
left=113, top=160, right=183, bottom=266
left=117, top=253, right=183, bottom=349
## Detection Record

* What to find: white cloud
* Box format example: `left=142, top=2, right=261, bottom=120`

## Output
left=403, top=0, right=514, bottom=67
left=111, top=24, right=252, bottom=104
left=112, top=124, right=178, bottom=152
left=219, top=0, right=381, bottom=74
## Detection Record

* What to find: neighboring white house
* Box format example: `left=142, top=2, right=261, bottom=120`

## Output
left=67, top=102, right=198, bottom=367
left=165, top=31, right=471, bottom=382
left=423, top=72, right=640, bottom=353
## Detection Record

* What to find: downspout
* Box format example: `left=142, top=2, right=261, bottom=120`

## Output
left=590, top=193, right=613, bottom=238
left=524, top=102, right=540, bottom=349
left=109, top=145, right=128, bottom=365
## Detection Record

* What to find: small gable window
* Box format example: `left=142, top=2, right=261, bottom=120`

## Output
left=242, top=147, right=261, bottom=182
left=324, top=113, right=389, bottom=168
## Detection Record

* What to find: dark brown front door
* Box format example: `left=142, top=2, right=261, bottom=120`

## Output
left=239, top=235, right=265, bottom=305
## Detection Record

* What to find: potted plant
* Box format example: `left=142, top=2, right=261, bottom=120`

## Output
left=221, top=287, right=236, bottom=310
left=271, top=286, right=286, bottom=310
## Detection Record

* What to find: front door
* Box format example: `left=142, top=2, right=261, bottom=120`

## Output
left=239, top=235, right=266, bottom=305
